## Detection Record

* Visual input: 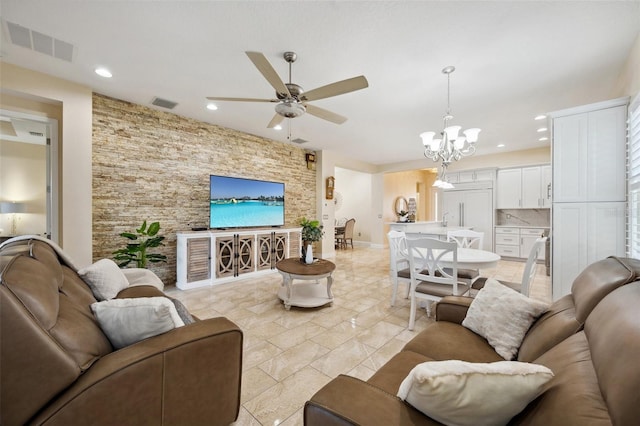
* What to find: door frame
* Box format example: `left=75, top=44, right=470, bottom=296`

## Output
left=0, top=109, right=59, bottom=242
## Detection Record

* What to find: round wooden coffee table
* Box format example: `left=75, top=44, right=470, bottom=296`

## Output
left=276, top=258, right=336, bottom=310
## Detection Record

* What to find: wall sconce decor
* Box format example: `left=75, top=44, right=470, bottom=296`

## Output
left=1, top=201, right=26, bottom=235
left=326, top=176, right=335, bottom=200
left=305, top=152, right=316, bottom=170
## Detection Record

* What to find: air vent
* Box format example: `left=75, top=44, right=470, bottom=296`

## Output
left=29, top=131, right=45, bottom=137
left=5, top=21, right=74, bottom=62
left=151, top=97, right=178, bottom=109
left=291, top=138, right=308, bottom=144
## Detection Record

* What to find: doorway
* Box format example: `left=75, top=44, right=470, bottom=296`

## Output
left=0, top=109, right=58, bottom=242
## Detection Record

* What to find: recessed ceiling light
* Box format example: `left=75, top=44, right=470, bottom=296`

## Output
left=497, top=144, right=505, bottom=148
left=537, top=127, right=548, bottom=132
left=95, top=67, right=112, bottom=78
left=273, top=125, right=282, bottom=131
left=539, top=137, right=549, bottom=141
left=535, top=114, right=546, bottom=120
left=206, top=103, right=218, bottom=111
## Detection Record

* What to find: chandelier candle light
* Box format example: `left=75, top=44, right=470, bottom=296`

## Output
left=420, top=66, right=480, bottom=188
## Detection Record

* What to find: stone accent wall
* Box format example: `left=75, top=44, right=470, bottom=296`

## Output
left=92, top=94, right=316, bottom=284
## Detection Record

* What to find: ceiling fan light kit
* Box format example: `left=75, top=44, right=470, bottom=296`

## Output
left=421, top=66, right=481, bottom=188
left=207, top=51, right=368, bottom=129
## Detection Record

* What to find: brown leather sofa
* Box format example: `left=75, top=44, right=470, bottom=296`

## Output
left=305, top=256, right=640, bottom=425
left=0, top=238, right=243, bottom=426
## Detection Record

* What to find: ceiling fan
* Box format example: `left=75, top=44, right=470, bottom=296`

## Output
left=207, top=51, right=369, bottom=128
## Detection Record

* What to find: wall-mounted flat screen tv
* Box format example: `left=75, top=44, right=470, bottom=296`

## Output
left=209, top=175, right=285, bottom=228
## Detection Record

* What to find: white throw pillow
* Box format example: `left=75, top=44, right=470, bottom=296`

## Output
left=91, top=297, right=185, bottom=349
left=397, top=360, right=554, bottom=426
left=79, top=259, right=130, bottom=301
left=462, top=278, right=549, bottom=360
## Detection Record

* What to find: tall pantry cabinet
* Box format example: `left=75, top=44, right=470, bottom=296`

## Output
left=550, top=97, right=628, bottom=299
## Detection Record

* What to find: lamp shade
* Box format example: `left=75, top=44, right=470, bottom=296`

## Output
left=454, top=136, right=466, bottom=149
left=420, top=131, right=436, bottom=147
left=463, top=128, right=481, bottom=143
left=443, top=125, right=461, bottom=141
left=0, top=202, right=26, bottom=214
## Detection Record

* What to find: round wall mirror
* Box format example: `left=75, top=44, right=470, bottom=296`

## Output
left=394, top=196, right=408, bottom=216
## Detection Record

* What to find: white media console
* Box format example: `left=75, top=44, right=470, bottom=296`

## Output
left=176, top=227, right=302, bottom=290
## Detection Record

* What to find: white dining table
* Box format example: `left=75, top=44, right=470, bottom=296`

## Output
left=414, top=247, right=501, bottom=270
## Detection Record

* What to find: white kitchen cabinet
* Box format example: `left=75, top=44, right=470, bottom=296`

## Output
left=447, top=168, right=496, bottom=185
left=497, top=169, right=522, bottom=208
left=457, top=169, right=496, bottom=183
left=520, top=228, right=546, bottom=260
left=522, top=167, right=542, bottom=208
left=443, top=188, right=493, bottom=250
left=495, top=227, right=520, bottom=257
left=541, top=165, right=552, bottom=207
left=495, top=227, right=547, bottom=259
left=497, top=165, right=550, bottom=208
left=550, top=97, right=628, bottom=300
left=553, top=104, right=627, bottom=202
left=552, top=202, right=625, bottom=297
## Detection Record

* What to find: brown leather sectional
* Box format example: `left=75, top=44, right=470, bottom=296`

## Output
left=305, top=256, right=640, bottom=425
left=0, top=239, right=243, bottom=426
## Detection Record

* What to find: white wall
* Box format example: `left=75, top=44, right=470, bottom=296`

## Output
left=0, top=140, right=47, bottom=235
left=0, top=62, right=93, bottom=266
left=335, top=167, right=373, bottom=245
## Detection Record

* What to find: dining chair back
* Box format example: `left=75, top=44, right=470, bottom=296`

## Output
left=519, top=237, right=547, bottom=296
left=387, top=230, right=411, bottom=306
left=445, top=229, right=485, bottom=286
left=337, top=218, right=356, bottom=249
left=446, top=229, right=484, bottom=249
left=406, top=237, right=469, bottom=330
left=472, top=237, right=547, bottom=297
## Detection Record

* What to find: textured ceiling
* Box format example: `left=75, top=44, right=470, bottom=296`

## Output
left=1, top=1, right=639, bottom=166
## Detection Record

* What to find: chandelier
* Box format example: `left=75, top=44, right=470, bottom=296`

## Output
left=420, top=66, right=480, bottom=177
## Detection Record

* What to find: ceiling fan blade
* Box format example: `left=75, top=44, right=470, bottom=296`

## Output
left=301, top=76, right=369, bottom=102
left=267, top=114, right=285, bottom=129
left=245, top=51, right=291, bottom=97
left=305, top=104, right=347, bottom=124
left=206, top=96, right=278, bottom=103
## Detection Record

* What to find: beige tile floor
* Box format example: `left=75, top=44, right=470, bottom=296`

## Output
left=166, top=246, right=551, bottom=426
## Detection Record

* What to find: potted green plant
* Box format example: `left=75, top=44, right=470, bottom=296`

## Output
left=113, top=220, right=168, bottom=268
left=299, top=217, right=324, bottom=264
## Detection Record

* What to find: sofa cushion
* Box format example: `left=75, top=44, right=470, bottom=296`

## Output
left=91, top=297, right=185, bottom=349
left=402, top=321, right=503, bottom=363
left=78, top=259, right=130, bottom=301
left=571, top=256, right=640, bottom=324
left=367, top=350, right=432, bottom=395
left=513, top=332, right=611, bottom=425
left=397, top=360, right=554, bottom=426
left=583, top=281, right=640, bottom=426
left=517, top=294, right=581, bottom=362
left=462, top=279, right=548, bottom=360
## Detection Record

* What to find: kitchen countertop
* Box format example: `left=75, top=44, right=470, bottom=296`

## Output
left=495, top=225, right=549, bottom=229
left=388, top=222, right=472, bottom=236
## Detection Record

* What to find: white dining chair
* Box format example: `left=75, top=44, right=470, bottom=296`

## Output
left=387, top=230, right=411, bottom=306
left=472, top=237, right=547, bottom=297
left=446, top=229, right=485, bottom=287
left=406, top=237, right=469, bottom=330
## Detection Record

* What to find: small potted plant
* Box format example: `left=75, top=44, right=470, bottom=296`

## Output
left=113, top=220, right=168, bottom=268
left=299, top=217, right=324, bottom=264
left=398, top=210, right=409, bottom=222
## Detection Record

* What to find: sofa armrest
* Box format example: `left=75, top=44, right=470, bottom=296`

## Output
left=435, top=296, right=473, bottom=324
left=122, top=267, right=164, bottom=291
left=304, top=375, right=439, bottom=426
left=31, top=317, right=242, bottom=426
